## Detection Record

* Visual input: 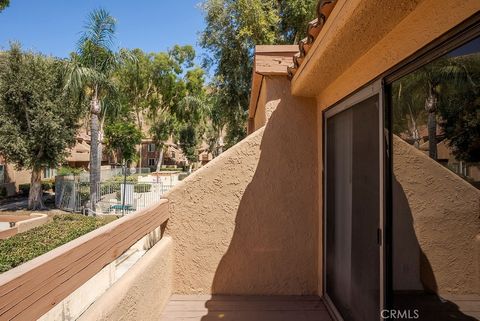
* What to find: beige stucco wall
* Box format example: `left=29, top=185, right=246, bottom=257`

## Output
left=78, top=237, right=173, bottom=321
left=393, top=137, right=480, bottom=295
left=165, top=76, right=319, bottom=295
left=253, top=77, right=267, bottom=130
left=299, top=0, right=480, bottom=295
left=293, top=0, right=479, bottom=108
left=4, top=163, right=30, bottom=195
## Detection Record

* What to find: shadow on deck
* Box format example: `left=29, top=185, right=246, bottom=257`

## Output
left=159, top=295, right=332, bottom=321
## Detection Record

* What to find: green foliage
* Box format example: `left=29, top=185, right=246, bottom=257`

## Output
left=115, top=46, right=208, bottom=167
left=179, top=126, right=199, bottom=163
left=57, top=166, right=84, bottom=177
left=18, top=184, right=30, bottom=195
left=0, top=0, right=9, bottom=12
left=0, top=44, right=82, bottom=171
left=0, top=214, right=116, bottom=272
left=0, top=186, right=6, bottom=198
left=104, top=121, right=143, bottom=164
left=437, top=55, right=480, bottom=162
left=201, top=0, right=317, bottom=147
left=134, top=183, right=151, bottom=193
left=392, top=53, right=480, bottom=162
left=18, top=181, right=54, bottom=195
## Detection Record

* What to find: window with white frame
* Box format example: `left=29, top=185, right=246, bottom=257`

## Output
left=147, top=143, right=156, bottom=152
left=43, top=167, right=56, bottom=179
left=148, top=158, right=156, bottom=166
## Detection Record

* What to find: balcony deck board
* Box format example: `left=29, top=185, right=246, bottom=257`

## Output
left=160, top=295, right=332, bottom=321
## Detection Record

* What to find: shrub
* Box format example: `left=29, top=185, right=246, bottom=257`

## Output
left=41, top=180, right=52, bottom=191
left=57, top=166, right=83, bottom=177
left=0, top=186, right=6, bottom=198
left=18, top=184, right=30, bottom=195
left=134, top=183, right=151, bottom=193
left=18, top=181, right=54, bottom=195
left=78, top=183, right=90, bottom=206
left=0, top=214, right=117, bottom=273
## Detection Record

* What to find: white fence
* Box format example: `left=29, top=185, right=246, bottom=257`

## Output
left=55, top=181, right=173, bottom=215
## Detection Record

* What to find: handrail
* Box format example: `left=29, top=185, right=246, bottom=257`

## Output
left=0, top=199, right=169, bottom=321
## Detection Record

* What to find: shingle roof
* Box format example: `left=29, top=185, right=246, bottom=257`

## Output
left=287, top=0, right=338, bottom=79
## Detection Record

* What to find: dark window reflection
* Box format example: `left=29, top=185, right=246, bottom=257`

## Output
left=391, top=36, right=480, bottom=320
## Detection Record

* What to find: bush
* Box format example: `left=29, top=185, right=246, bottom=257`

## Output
left=0, top=214, right=117, bottom=273
left=159, top=167, right=182, bottom=172
left=18, top=180, right=54, bottom=195
left=19, top=184, right=30, bottom=195
left=78, top=183, right=90, bottom=206
left=134, top=183, right=151, bottom=193
left=0, top=186, right=6, bottom=198
left=57, top=166, right=83, bottom=177
left=41, top=180, right=52, bottom=191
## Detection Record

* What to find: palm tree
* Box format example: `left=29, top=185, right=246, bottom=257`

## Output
left=394, top=57, right=474, bottom=159
left=65, top=9, right=129, bottom=213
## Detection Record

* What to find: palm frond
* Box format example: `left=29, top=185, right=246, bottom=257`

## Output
left=77, top=8, right=116, bottom=52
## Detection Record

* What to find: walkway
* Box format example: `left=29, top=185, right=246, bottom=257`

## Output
left=159, top=295, right=332, bottom=321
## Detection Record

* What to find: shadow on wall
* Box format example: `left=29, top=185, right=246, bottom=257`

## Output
left=393, top=175, right=477, bottom=321
left=209, top=78, right=319, bottom=295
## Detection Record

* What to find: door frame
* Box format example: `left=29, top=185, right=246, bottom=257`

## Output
left=323, top=79, right=385, bottom=321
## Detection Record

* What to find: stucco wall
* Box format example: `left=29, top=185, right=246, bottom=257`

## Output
left=253, top=77, right=267, bottom=130
left=165, top=76, right=319, bottom=295
left=78, top=237, right=173, bottom=321
left=393, top=137, right=480, bottom=294
left=294, top=0, right=479, bottom=107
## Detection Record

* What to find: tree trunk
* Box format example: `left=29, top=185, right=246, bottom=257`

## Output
left=28, top=167, right=46, bottom=210
left=425, top=84, right=438, bottom=160
left=156, top=146, right=164, bottom=172
left=90, top=98, right=101, bottom=213
left=427, top=112, right=437, bottom=160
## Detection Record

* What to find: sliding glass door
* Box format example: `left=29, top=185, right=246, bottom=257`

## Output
left=324, top=83, right=383, bottom=321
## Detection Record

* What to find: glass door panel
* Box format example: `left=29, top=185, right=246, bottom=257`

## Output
left=325, top=93, right=381, bottom=321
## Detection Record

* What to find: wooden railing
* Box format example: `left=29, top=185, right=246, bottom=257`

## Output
left=0, top=199, right=169, bottom=321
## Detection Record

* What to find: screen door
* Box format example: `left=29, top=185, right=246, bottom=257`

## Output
left=324, top=83, right=383, bottom=321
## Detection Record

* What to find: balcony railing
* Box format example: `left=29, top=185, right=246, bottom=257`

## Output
left=0, top=199, right=169, bottom=321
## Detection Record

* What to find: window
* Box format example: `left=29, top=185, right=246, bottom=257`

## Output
left=43, top=167, right=56, bottom=179
left=148, top=158, right=156, bottom=166
left=147, top=143, right=155, bottom=152
left=0, top=165, right=4, bottom=184
left=387, top=35, right=480, bottom=320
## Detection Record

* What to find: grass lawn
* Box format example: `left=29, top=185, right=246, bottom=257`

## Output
left=0, top=214, right=117, bottom=273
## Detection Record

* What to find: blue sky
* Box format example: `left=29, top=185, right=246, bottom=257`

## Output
left=0, top=1, right=207, bottom=64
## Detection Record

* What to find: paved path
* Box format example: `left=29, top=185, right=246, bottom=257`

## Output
left=0, top=198, right=28, bottom=211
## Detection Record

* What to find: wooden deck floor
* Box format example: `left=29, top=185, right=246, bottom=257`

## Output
left=159, top=295, right=333, bottom=321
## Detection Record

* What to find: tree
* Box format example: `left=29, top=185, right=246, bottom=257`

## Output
left=104, top=121, right=143, bottom=165
left=149, top=111, right=175, bottom=172
left=176, top=68, right=209, bottom=172
left=437, top=54, right=480, bottom=162
left=0, top=45, right=81, bottom=209
left=0, top=0, right=10, bottom=12
left=393, top=56, right=476, bottom=159
left=200, top=0, right=317, bottom=147
left=65, top=9, right=132, bottom=212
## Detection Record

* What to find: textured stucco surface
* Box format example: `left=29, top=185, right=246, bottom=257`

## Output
left=78, top=237, right=173, bottom=321
left=293, top=0, right=480, bottom=107
left=165, top=76, right=319, bottom=295
left=393, top=137, right=480, bottom=294
left=253, top=77, right=267, bottom=130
